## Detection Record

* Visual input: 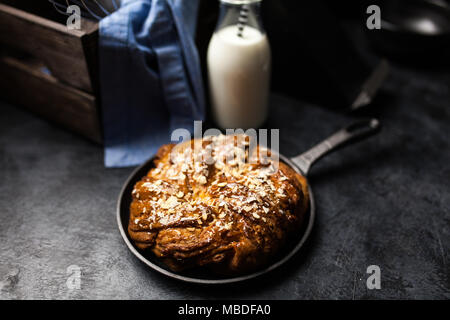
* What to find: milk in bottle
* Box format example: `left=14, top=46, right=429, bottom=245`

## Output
left=207, top=0, right=271, bottom=129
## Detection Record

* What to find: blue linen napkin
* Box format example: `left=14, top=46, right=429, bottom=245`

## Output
left=99, top=0, right=205, bottom=167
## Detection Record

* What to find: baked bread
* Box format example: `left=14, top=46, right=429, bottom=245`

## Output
left=128, top=134, right=309, bottom=274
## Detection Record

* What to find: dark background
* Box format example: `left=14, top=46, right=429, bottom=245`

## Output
left=0, top=1, right=449, bottom=299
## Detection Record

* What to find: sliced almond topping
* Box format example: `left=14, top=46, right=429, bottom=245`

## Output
left=215, top=161, right=225, bottom=170
left=198, top=175, right=207, bottom=185
left=224, top=222, right=233, bottom=230
left=133, top=134, right=301, bottom=240
left=161, top=196, right=178, bottom=209
left=247, top=196, right=257, bottom=203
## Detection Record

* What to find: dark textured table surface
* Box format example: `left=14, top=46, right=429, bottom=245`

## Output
left=1, top=59, right=450, bottom=299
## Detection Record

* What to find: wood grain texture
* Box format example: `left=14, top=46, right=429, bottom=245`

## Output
left=0, top=3, right=98, bottom=93
left=0, top=2, right=101, bottom=143
left=0, top=54, right=102, bottom=143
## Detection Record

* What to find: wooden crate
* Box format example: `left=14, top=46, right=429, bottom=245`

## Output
left=0, top=1, right=102, bottom=143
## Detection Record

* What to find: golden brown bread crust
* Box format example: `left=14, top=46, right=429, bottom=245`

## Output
left=128, top=135, right=309, bottom=274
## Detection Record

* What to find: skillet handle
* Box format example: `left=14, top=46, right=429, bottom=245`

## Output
left=291, top=119, right=381, bottom=175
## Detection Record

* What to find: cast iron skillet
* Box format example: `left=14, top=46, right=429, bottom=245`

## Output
left=117, top=119, right=381, bottom=284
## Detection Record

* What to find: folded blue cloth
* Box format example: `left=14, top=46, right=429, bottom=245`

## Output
left=99, top=0, right=205, bottom=167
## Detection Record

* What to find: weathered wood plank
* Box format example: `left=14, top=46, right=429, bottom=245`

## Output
left=0, top=54, right=102, bottom=144
left=0, top=3, right=98, bottom=93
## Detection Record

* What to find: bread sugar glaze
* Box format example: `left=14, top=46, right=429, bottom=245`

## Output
left=128, top=135, right=309, bottom=274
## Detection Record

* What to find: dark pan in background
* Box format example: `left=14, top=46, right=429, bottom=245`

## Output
left=367, top=0, right=450, bottom=59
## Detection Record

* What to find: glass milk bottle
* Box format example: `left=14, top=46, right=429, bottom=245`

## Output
left=207, top=0, right=271, bottom=129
